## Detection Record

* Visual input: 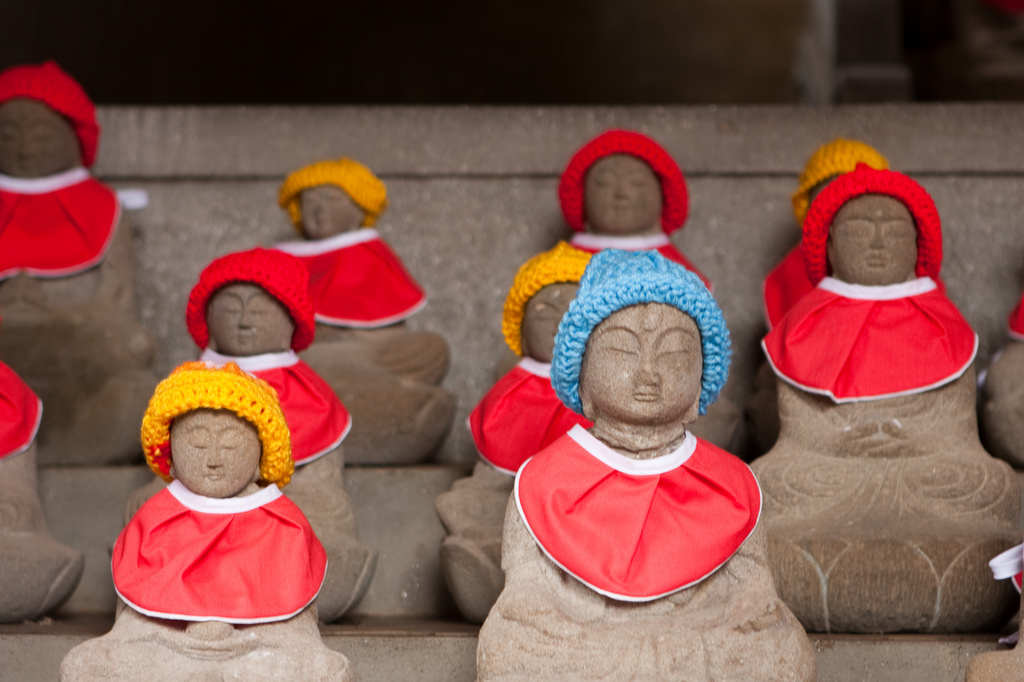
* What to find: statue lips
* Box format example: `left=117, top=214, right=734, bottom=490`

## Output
left=633, top=385, right=661, bottom=403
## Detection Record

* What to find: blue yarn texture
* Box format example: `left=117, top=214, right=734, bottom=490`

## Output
left=551, top=249, right=731, bottom=416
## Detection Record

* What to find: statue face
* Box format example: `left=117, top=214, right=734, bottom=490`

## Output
left=170, top=408, right=262, bottom=499
left=0, top=98, right=81, bottom=178
left=521, top=282, right=578, bottom=364
left=299, top=184, right=366, bottom=240
left=584, top=154, right=663, bottom=236
left=206, top=283, right=296, bottom=356
left=827, top=194, right=917, bottom=286
left=580, top=303, right=702, bottom=430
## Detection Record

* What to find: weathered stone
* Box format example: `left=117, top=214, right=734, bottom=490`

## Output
left=981, top=340, right=1024, bottom=467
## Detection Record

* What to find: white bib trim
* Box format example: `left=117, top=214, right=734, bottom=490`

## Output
left=167, top=479, right=282, bottom=515
left=818, top=276, right=937, bottom=301
left=274, top=227, right=379, bottom=257
left=571, top=232, right=671, bottom=251
left=517, top=357, right=552, bottom=378
left=567, top=424, right=695, bottom=476
left=201, top=348, right=300, bottom=372
left=990, top=543, right=1024, bottom=580
left=0, top=167, right=91, bottom=194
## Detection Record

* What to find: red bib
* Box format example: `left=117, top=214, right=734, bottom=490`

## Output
left=201, top=350, right=351, bottom=465
left=1009, top=295, right=1024, bottom=341
left=113, top=482, right=327, bottom=623
left=515, top=425, right=761, bottom=601
left=0, top=361, right=42, bottom=461
left=0, top=169, right=120, bottom=280
left=763, top=277, right=977, bottom=403
left=275, top=228, right=427, bottom=328
left=569, top=233, right=712, bottom=291
left=469, top=358, right=592, bottom=475
left=763, top=245, right=815, bottom=330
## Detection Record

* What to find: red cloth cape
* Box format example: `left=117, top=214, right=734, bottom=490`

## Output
left=763, top=277, right=977, bottom=403
left=569, top=233, right=712, bottom=291
left=468, top=358, right=592, bottom=475
left=113, top=482, right=327, bottom=623
left=763, top=244, right=815, bottom=330
left=201, top=350, right=351, bottom=465
left=0, top=169, right=119, bottom=280
left=1009, top=295, right=1024, bottom=341
left=0, top=361, right=41, bottom=461
left=275, top=228, right=427, bottom=328
left=515, top=425, right=761, bottom=601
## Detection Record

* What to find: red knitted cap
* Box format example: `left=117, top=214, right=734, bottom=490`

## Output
left=802, top=164, right=942, bottom=285
left=0, top=61, right=99, bottom=168
left=558, top=130, right=688, bottom=234
left=187, top=248, right=316, bottom=352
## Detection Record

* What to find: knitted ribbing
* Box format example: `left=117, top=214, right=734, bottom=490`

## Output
left=279, top=158, right=388, bottom=233
left=0, top=61, right=100, bottom=167
left=791, top=138, right=889, bottom=224
left=802, top=164, right=942, bottom=285
left=558, top=130, right=688, bottom=235
left=187, top=248, right=316, bottom=352
left=551, top=250, right=730, bottom=416
left=141, top=362, right=294, bottom=488
left=502, top=242, right=592, bottom=355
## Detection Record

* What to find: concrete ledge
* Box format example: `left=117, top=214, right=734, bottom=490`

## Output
left=0, top=618, right=1009, bottom=682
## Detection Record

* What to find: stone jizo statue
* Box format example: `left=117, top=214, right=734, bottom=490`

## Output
left=748, top=138, right=890, bottom=453
left=276, top=158, right=454, bottom=465
left=965, top=542, right=1024, bottom=681
left=0, top=355, right=83, bottom=622
left=436, top=242, right=592, bottom=623
left=0, top=60, right=158, bottom=466
left=753, top=164, right=1019, bottom=633
left=60, top=363, right=353, bottom=682
left=980, top=293, right=1024, bottom=467
left=477, top=250, right=815, bottom=682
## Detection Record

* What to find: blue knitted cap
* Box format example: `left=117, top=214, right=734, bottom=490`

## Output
left=551, top=249, right=731, bottom=416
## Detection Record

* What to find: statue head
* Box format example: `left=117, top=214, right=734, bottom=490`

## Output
left=141, top=362, right=294, bottom=492
left=502, top=242, right=591, bottom=362
left=0, top=61, right=100, bottom=176
left=551, top=249, right=730, bottom=426
left=803, top=165, right=942, bottom=287
left=187, top=248, right=316, bottom=354
left=792, top=138, right=888, bottom=225
left=279, top=158, right=388, bottom=240
left=558, top=130, right=688, bottom=237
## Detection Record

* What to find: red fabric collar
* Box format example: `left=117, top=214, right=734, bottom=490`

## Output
left=0, top=173, right=119, bottom=279
left=275, top=229, right=426, bottom=328
left=113, top=483, right=326, bottom=623
left=763, top=244, right=815, bottom=330
left=515, top=425, right=760, bottom=601
left=469, top=360, right=591, bottom=475
left=763, top=277, right=977, bottom=402
left=568, top=233, right=712, bottom=291
left=0, top=362, right=41, bottom=461
left=202, top=350, right=350, bottom=465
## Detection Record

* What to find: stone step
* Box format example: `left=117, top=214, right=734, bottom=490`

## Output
left=0, top=618, right=1008, bottom=682
left=39, top=464, right=469, bottom=619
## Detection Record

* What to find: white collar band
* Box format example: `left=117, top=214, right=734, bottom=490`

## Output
left=818, top=276, right=937, bottom=301
left=518, top=357, right=552, bottom=378
left=274, top=228, right=379, bottom=257
left=567, top=424, right=695, bottom=476
left=0, top=167, right=90, bottom=194
left=168, top=479, right=282, bottom=514
left=201, top=348, right=299, bottom=372
left=571, top=232, right=670, bottom=251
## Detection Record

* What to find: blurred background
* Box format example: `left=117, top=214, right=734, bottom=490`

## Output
left=1, top=0, right=1023, bottom=104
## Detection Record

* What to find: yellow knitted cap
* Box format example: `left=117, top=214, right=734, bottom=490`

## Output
left=278, top=158, right=389, bottom=233
left=502, top=242, right=592, bottom=356
left=791, top=139, right=889, bottom=224
left=141, top=362, right=295, bottom=488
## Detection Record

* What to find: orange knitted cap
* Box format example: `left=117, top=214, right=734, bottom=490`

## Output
left=187, top=248, right=316, bottom=351
left=802, top=165, right=942, bottom=285
left=558, top=130, right=688, bottom=235
left=791, top=138, right=888, bottom=225
left=0, top=61, right=99, bottom=168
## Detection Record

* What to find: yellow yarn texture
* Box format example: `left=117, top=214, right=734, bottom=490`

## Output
left=791, top=139, right=889, bottom=224
left=278, top=158, right=389, bottom=232
left=141, top=362, right=295, bottom=488
left=502, top=242, right=592, bottom=356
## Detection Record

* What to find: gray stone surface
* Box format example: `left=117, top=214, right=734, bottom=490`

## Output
left=0, top=620, right=1008, bottom=682
left=39, top=465, right=466, bottom=619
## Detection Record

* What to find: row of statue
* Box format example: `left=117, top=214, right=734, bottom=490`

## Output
left=0, top=60, right=1023, bottom=680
